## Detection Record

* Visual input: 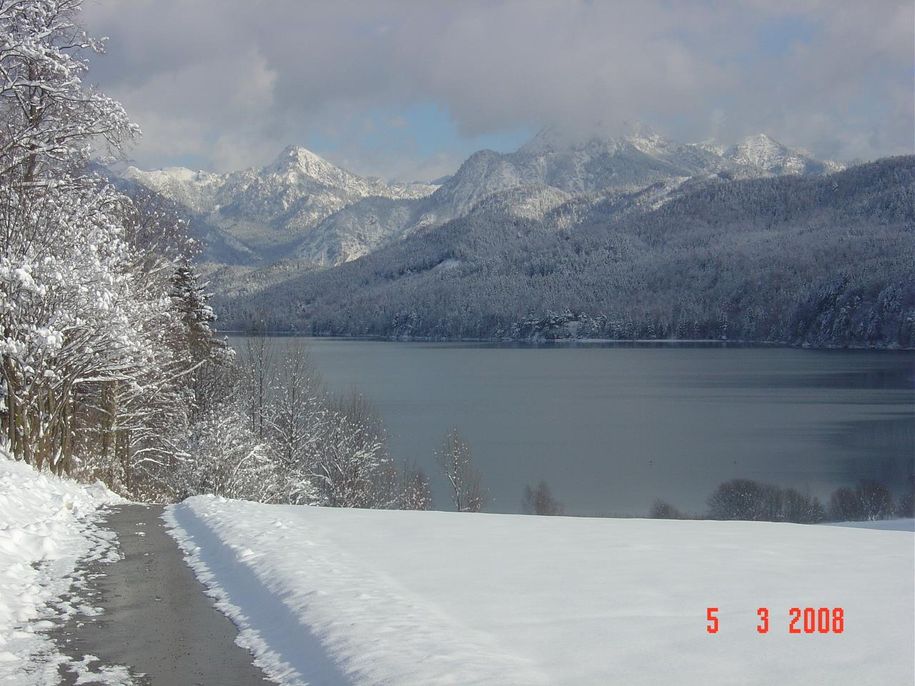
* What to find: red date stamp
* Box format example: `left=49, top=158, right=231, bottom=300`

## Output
left=706, top=607, right=844, bottom=634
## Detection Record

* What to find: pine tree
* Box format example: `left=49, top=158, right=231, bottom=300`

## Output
left=170, top=260, right=221, bottom=363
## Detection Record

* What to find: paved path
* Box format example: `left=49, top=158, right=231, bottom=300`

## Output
left=51, top=504, right=271, bottom=685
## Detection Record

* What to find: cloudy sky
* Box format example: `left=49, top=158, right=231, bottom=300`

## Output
left=82, top=0, right=914, bottom=181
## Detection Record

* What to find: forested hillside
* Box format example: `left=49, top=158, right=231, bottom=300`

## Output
left=218, top=157, right=915, bottom=348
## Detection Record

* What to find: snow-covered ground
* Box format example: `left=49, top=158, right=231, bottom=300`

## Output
left=167, top=496, right=915, bottom=686
left=0, top=453, right=122, bottom=683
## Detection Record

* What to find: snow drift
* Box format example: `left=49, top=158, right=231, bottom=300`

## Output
left=0, top=453, right=122, bottom=683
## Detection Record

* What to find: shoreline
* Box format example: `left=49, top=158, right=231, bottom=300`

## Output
left=216, top=330, right=915, bottom=351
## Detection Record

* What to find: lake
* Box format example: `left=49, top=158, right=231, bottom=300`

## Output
left=230, top=337, right=914, bottom=516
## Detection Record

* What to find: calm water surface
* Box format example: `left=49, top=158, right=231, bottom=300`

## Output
left=231, top=338, right=914, bottom=516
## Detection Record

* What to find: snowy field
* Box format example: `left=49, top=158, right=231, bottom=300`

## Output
left=0, top=455, right=121, bottom=683
left=167, top=496, right=915, bottom=686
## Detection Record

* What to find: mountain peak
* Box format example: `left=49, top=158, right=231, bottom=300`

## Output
left=518, top=126, right=567, bottom=154
left=623, top=126, right=673, bottom=156
left=741, top=132, right=778, bottom=143
left=269, top=144, right=335, bottom=172
left=725, top=133, right=822, bottom=175
left=519, top=123, right=671, bottom=157
left=732, top=132, right=786, bottom=154
left=277, top=144, right=327, bottom=163
left=261, top=144, right=358, bottom=191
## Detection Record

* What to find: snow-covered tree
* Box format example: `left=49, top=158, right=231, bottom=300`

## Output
left=0, top=180, right=154, bottom=474
left=263, top=345, right=323, bottom=505
left=238, top=334, right=276, bottom=441
left=399, top=462, right=433, bottom=510
left=0, top=0, right=137, bottom=185
left=707, top=479, right=783, bottom=521
left=175, top=400, right=280, bottom=503
left=308, top=392, right=393, bottom=508
left=170, top=261, right=221, bottom=362
left=231, top=338, right=397, bottom=508
left=0, top=0, right=206, bottom=500
left=436, top=429, right=486, bottom=512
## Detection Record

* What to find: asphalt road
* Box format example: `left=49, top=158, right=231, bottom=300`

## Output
left=51, top=504, right=271, bottom=685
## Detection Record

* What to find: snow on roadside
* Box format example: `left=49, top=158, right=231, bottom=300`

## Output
left=167, top=496, right=915, bottom=686
left=0, top=452, right=123, bottom=684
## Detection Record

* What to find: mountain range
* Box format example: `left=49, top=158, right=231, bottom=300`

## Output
left=216, top=155, right=915, bottom=348
left=117, top=128, right=843, bottom=273
left=110, top=128, right=915, bottom=349
left=121, top=146, right=438, bottom=266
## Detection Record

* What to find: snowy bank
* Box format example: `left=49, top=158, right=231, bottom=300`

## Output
left=166, top=496, right=914, bottom=686
left=0, top=453, right=122, bottom=683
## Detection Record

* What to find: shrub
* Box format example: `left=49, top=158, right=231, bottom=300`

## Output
left=649, top=500, right=684, bottom=519
left=707, top=479, right=783, bottom=521
left=522, top=481, right=565, bottom=516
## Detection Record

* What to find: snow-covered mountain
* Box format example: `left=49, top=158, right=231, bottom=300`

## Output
left=449, top=126, right=841, bottom=206
left=122, top=146, right=438, bottom=265
left=420, top=128, right=710, bottom=225
left=216, top=155, right=914, bottom=348
left=122, top=166, right=222, bottom=214
left=723, top=133, right=844, bottom=176
left=305, top=130, right=843, bottom=265
left=120, top=131, right=842, bottom=269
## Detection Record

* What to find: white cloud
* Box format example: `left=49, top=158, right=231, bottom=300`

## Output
left=82, top=0, right=914, bottom=178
